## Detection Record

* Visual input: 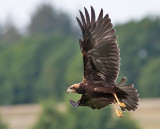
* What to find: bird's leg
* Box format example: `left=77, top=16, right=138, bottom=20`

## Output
left=114, top=100, right=123, bottom=117
left=113, top=93, right=126, bottom=107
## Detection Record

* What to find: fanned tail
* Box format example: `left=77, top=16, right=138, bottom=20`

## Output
left=117, top=77, right=139, bottom=111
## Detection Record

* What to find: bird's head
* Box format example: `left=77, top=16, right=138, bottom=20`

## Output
left=67, top=83, right=80, bottom=93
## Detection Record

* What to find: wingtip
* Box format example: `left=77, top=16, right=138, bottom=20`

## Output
left=84, top=7, right=88, bottom=14
left=79, top=10, right=84, bottom=18
left=97, top=8, right=103, bottom=21
left=79, top=10, right=82, bottom=14
left=76, top=17, right=80, bottom=22
left=76, top=17, right=79, bottom=20
left=100, top=8, right=103, bottom=14
left=91, top=6, right=95, bottom=14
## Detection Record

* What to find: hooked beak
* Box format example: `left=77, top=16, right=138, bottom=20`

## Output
left=66, top=87, right=73, bottom=93
left=66, top=88, right=70, bottom=93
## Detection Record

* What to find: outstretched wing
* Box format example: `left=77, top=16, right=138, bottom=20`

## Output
left=77, top=6, right=120, bottom=85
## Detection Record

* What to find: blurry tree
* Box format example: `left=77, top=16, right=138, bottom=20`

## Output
left=33, top=33, right=78, bottom=100
left=116, top=17, right=160, bottom=90
left=111, top=114, right=140, bottom=129
left=2, top=25, right=21, bottom=43
left=0, top=24, right=2, bottom=40
left=32, top=101, right=76, bottom=129
left=1, top=17, right=21, bottom=43
left=138, top=58, right=160, bottom=97
left=65, top=52, right=83, bottom=85
left=0, top=32, right=78, bottom=104
left=28, top=4, right=77, bottom=36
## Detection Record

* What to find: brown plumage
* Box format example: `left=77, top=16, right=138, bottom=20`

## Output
left=67, top=6, right=139, bottom=117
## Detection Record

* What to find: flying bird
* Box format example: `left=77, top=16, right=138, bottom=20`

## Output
left=67, top=6, right=139, bottom=117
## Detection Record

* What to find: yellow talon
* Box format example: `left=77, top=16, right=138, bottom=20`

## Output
left=113, top=93, right=126, bottom=107
left=119, top=102, right=126, bottom=107
left=114, top=100, right=123, bottom=118
left=116, top=110, right=123, bottom=117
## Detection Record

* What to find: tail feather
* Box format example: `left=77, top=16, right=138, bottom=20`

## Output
left=123, top=100, right=135, bottom=111
left=117, top=79, right=139, bottom=111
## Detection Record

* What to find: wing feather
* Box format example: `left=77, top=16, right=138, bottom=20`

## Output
left=91, top=6, right=96, bottom=24
left=96, top=9, right=103, bottom=25
left=79, top=11, right=87, bottom=27
left=84, top=7, right=90, bottom=26
left=77, top=7, right=120, bottom=84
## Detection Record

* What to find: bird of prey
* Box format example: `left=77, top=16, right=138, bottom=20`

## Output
left=67, top=6, right=139, bottom=117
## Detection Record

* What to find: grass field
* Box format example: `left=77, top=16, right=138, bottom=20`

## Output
left=130, top=98, right=160, bottom=129
left=0, top=104, right=41, bottom=129
left=0, top=98, right=160, bottom=129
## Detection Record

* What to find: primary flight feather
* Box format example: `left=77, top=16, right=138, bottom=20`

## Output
left=67, top=6, right=139, bottom=117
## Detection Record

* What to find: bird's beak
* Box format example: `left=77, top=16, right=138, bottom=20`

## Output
left=66, top=87, right=72, bottom=93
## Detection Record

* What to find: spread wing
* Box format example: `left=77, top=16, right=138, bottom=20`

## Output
left=77, top=6, right=120, bottom=85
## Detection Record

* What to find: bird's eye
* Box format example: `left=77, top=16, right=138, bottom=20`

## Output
left=70, top=87, right=75, bottom=90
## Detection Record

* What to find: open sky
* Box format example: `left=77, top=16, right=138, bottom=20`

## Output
left=0, top=0, right=160, bottom=29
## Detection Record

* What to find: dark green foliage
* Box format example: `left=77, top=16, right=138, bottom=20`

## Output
left=28, top=4, right=77, bottom=36
left=0, top=33, right=78, bottom=104
left=1, top=24, right=21, bottom=43
left=33, top=100, right=140, bottom=129
left=65, top=52, right=83, bottom=85
left=116, top=17, right=160, bottom=97
left=111, top=114, right=140, bottom=129
left=138, top=58, right=160, bottom=97
left=32, top=101, right=75, bottom=129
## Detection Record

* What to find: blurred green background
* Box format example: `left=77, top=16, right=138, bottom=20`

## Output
left=0, top=1, right=160, bottom=129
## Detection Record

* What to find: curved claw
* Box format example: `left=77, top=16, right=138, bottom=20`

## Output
left=119, top=102, right=126, bottom=108
left=113, top=93, right=126, bottom=108
left=116, top=110, right=123, bottom=118
left=114, top=100, right=124, bottom=118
